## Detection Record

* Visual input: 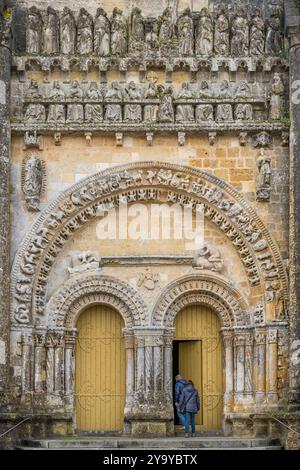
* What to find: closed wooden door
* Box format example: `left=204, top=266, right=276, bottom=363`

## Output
left=75, top=305, right=125, bottom=432
left=174, top=304, right=223, bottom=430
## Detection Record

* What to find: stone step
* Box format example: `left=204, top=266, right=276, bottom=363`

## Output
left=18, top=437, right=282, bottom=450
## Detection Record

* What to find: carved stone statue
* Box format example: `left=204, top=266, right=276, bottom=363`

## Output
left=26, top=6, right=43, bottom=54
left=111, top=8, right=127, bottom=56
left=235, top=104, right=253, bottom=121
left=68, top=252, right=100, bottom=275
left=214, top=7, right=230, bottom=56
left=250, top=8, right=265, bottom=55
left=48, top=81, right=65, bottom=100
left=146, top=19, right=159, bottom=52
left=158, top=86, right=174, bottom=123
left=196, top=104, right=214, bottom=122
left=177, top=8, right=193, bottom=57
left=24, top=104, right=46, bottom=122
left=94, top=8, right=110, bottom=57
left=48, top=103, right=65, bottom=123
left=26, top=80, right=42, bottom=100
left=124, top=81, right=142, bottom=122
left=104, top=81, right=123, bottom=122
left=218, top=80, right=232, bottom=99
left=198, top=80, right=212, bottom=98
left=42, top=7, right=59, bottom=54
left=193, top=244, right=224, bottom=272
left=67, top=80, right=84, bottom=121
left=77, top=8, right=93, bottom=55
left=231, top=8, right=249, bottom=56
left=159, top=8, right=176, bottom=55
left=176, top=82, right=194, bottom=122
left=144, top=80, right=159, bottom=122
left=266, top=7, right=283, bottom=55
left=196, top=8, right=213, bottom=56
left=22, top=155, right=44, bottom=211
left=85, top=82, right=103, bottom=122
left=269, top=73, right=284, bottom=120
left=256, top=149, right=271, bottom=201
left=216, top=104, right=233, bottom=122
left=129, top=7, right=145, bottom=54
left=60, top=7, right=76, bottom=55
left=235, top=80, right=251, bottom=98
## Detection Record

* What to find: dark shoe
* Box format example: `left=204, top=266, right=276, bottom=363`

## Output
left=185, top=433, right=189, bottom=438
left=192, top=433, right=196, bottom=437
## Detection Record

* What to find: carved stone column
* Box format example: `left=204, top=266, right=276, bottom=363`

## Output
left=244, top=332, right=254, bottom=403
left=153, top=336, right=164, bottom=398
left=222, top=330, right=234, bottom=412
left=64, top=329, right=76, bottom=396
left=123, top=330, right=135, bottom=410
left=234, top=334, right=245, bottom=406
left=45, top=332, right=55, bottom=394
left=33, top=331, right=46, bottom=393
left=254, top=329, right=266, bottom=405
left=54, top=332, right=65, bottom=393
left=21, top=332, right=33, bottom=399
left=135, top=335, right=145, bottom=399
left=163, top=330, right=174, bottom=404
left=267, top=328, right=278, bottom=405
left=144, top=336, right=153, bottom=398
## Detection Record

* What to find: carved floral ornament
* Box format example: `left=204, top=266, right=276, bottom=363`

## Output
left=11, top=162, right=288, bottom=326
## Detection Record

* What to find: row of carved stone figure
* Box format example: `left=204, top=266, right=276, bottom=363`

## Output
left=25, top=78, right=260, bottom=101
left=26, top=5, right=283, bottom=57
left=22, top=74, right=284, bottom=123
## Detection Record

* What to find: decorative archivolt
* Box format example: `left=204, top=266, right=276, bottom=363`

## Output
left=46, top=275, right=147, bottom=328
left=151, top=274, right=248, bottom=328
left=11, top=161, right=288, bottom=326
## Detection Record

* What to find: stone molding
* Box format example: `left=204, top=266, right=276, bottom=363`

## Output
left=45, top=274, right=147, bottom=328
left=151, top=273, right=247, bottom=328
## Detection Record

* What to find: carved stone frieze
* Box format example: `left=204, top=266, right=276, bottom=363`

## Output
left=192, top=244, right=224, bottom=273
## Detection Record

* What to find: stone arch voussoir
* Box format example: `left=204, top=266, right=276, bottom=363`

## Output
left=46, top=274, right=148, bottom=329
left=151, top=273, right=249, bottom=328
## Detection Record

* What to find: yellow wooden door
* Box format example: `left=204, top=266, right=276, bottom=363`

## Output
left=75, top=305, right=125, bottom=432
left=174, top=304, right=223, bottom=430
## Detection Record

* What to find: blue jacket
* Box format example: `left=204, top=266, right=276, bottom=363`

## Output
left=175, top=379, right=187, bottom=404
left=178, top=383, right=200, bottom=413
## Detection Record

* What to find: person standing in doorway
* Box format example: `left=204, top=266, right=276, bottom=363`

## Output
left=178, top=380, right=200, bottom=437
left=174, top=374, right=187, bottom=427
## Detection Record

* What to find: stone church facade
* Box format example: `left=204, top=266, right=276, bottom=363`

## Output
left=0, top=0, right=300, bottom=448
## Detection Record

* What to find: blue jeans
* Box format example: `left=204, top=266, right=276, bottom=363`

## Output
left=177, top=409, right=186, bottom=426
left=185, top=412, right=196, bottom=434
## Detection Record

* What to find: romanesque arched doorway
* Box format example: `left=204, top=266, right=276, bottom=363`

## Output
left=174, top=304, right=223, bottom=431
left=75, top=304, right=126, bottom=432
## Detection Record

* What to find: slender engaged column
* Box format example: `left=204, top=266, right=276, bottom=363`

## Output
left=267, top=328, right=278, bottom=404
left=45, top=333, right=55, bottom=394
left=144, top=337, right=153, bottom=398
left=153, top=336, right=164, bottom=397
left=21, top=332, right=33, bottom=397
left=33, top=331, right=46, bottom=393
left=244, top=332, right=254, bottom=403
left=163, top=333, right=174, bottom=404
left=255, top=329, right=266, bottom=405
left=64, top=330, right=76, bottom=396
left=234, top=334, right=245, bottom=401
left=54, top=332, right=64, bottom=393
left=135, top=336, right=145, bottom=397
left=124, top=332, right=135, bottom=409
left=222, top=331, right=234, bottom=412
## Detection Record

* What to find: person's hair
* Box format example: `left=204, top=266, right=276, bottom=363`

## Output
left=175, top=374, right=182, bottom=380
left=188, top=380, right=194, bottom=386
